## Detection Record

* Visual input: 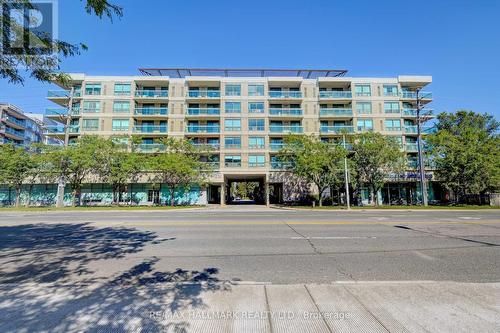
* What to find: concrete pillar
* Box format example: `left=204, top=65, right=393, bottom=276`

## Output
left=265, top=182, right=270, bottom=206
left=220, top=183, right=226, bottom=206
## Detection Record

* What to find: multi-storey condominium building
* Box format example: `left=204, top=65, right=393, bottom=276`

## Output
left=43, top=68, right=438, bottom=206
left=0, top=103, right=45, bottom=148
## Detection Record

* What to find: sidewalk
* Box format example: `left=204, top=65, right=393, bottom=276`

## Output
left=1, top=281, right=498, bottom=332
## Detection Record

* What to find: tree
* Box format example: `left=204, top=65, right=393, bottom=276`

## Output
left=45, top=135, right=108, bottom=206
left=279, top=135, right=347, bottom=207
left=351, top=132, right=405, bottom=206
left=0, top=0, right=122, bottom=84
left=23, top=146, right=52, bottom=207
left=99, top=139, right=144, bottom=205
left=150, top=138, right=205, bottom=206
left=427, top=111, right=500, bottom=203
left=0, top=144, right=32, bottom=206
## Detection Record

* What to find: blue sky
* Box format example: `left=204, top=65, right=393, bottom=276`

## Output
left=1, top=0, right=499, bottom=118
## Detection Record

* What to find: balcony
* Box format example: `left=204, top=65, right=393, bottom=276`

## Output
left=320, top=126, right=354, bottom=134
left=133, top=125, right=168, bottom=134
left=319, top=91, right=352, bottom=99
left=47, top=90, right=70, bottom=98
left=191, top=142, right=220, bottom=150
left=134, top=107, right=168, bottom=116
left=225, top=161, right=242, bottom=168
left=268, top=91, right=302, bottom=99
left=270, top=143, right=284, bottom=151
left=2, top=116, right=25, bottom=128
left=187, top=108, right=220, bottom=116
left=406, top=143, right=418, bottom=152
left=271, top=161, right=294, bottom=170
left=269, top=108, right=303, bottom=117
left=4, top=126, right=25, bottom=138
left=186, top=125, right=220, bottom=134
left=404, top=126, right=418, bottom=134
left=134, top=90, right=168, bottom=98
left=269, top=125, right=303, bottom=134
left=187, top=90, right=221, bottom=98
left=45, top=108, right=67, bottom=117
left=319, top=108, right=353, bottom=117
left=400, top=91, right=433, bottom=99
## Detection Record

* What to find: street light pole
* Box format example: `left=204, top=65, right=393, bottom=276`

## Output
left=415, top=88, right=428, bottom=206
left=342, top=134, right=351, bottom=210
left=56, top=87, right=74, bottom=208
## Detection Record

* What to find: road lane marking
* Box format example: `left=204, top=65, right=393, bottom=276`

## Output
left=459, top=217, right=481, bottom=220
left=291, top=236, right=377, bottom=240
left=413, top=251, right=436, bottom=261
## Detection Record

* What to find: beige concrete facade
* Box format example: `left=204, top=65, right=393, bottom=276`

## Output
left=45, top=71, right=433, bottom=204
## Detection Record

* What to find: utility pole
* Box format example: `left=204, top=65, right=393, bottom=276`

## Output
left=342, top=134, right=351, bottom=210
left=415, top=88, right=428, bottom=206
left=56, top=87, right=74, bottom=208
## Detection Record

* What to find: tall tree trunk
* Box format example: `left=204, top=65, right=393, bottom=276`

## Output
left=170, top=187, right=175, bottom=207
left=370, top=186, right=377, bottom=206
left=26, top=185, right=33, bottom=207
left=15, top=186, right=21, bottom=207
left=72, top=190, right=77, bottom=207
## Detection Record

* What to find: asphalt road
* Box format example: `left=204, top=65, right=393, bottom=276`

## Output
left=1, top=206, right=499, bottom=284
left=1, top=206, right=499, bottom=332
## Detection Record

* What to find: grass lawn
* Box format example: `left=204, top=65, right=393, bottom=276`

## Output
left=0, top=205, right=203, bottom=212
left=285, top=205, right=500, bottom=210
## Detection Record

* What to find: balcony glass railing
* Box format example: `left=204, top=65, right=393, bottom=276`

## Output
left=269, top=108, right=303, bottom=116
left=225, top=161, right=242, bottom=168
left=404, top=126, right=418, bottom=134
left=319, top=91, right=352, bottom=99
left=269, top=125, right=303, bottom=133
left=319, top=108, right=353, bottom=116
left=402, top=109, right=417, bottom=117
left=5, top=126, right=25, bottom=137
left=69, top=125, right=80, bottom=133
left=270, top=143, right=284, bottom=151
left=269, top=91, right=302, bottom=98
left=271, top=161, right=294, bottom=170
left=134, top=108, right=168, bottom=116
left=401, top=91, right=433, bottom=99
left=4, top=116, right=25, bottom=127
left=187, top=108, right=220, bottom=115
left=186, top=125, right=220, bottom=133
left=320, top=126, right=354, bottom=134
left=135, top=90, right=168, bottom=98
left=406, top=143, right=418, bottom=152
left=45, top=108, right=67, bottom=116
left=187, top=90, right=221, bottom=98
left=191, top=142, right=220, bottom=149
left=47, top=90, right=70, bottom=98
left=133, top=125, right=168, bottom=133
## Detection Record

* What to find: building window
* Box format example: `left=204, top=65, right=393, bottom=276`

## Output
left=224, top=136, right=241, bottom=149
left=384, top=102, right=400, bottom=114
left=225, top=155, right=241, bottom=167
left=355, top=84, right=371, bottom=97
left=113, top=101, right=130, bottom=113
left=85, top=83, right=101, bottom=95
left=82, top=119, right=99, bottom=131
left=114, top=83, right=131, bottom=96
left=249, top=136, right=265, bottom=149
left=248, top=102, right=265, bottom=113
left=249, top=155, right=265, bottom=167
left=383, top=85, right=399, bottom=97
left=385, top=119, right=401, bottom=131
left=225, top=102, right=241, bottom=113
left=248, top=118, right=265, bottom=131
left=248, top=84, right=264, bottom=96
left=112, top=119, right=129, bottom=131
left=83, top=101, right=101, bottom=113
left=225, top=84, right=241, bottom=96
left=357, top=119, right=373, bottom=131
left=356, top=102, right=372, bottom=114
left=224, top=119, right=241, bottom=131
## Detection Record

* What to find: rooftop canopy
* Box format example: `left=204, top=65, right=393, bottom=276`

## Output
left=138, top=68, right=348, bottom=78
